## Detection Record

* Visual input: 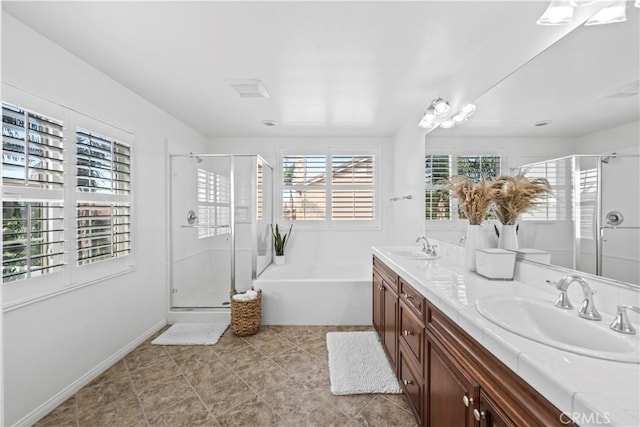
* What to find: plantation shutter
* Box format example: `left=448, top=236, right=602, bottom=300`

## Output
left=2, top=103, right=64, bottom=189
left=519, top=161, right=563, bottom=222
left=76, top=129, right=131, bottom=194
left=425, top=155, right=451, bottom=220
left=2, top=201, right=65, bottom=282
left=281, top=154, right=327, bottom=220
left=331, top=154, right=375, bottom=220
left=76, top=202, right=131, bottom=265
left=76, top=128, right=132, bottom=265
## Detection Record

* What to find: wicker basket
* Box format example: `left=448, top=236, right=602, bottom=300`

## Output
left=230, top=289, right=262, bottom=336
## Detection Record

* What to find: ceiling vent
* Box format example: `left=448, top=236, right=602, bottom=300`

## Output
left=226, top=79, right=270, bottom=98
left=598, top=80, right=639, bottom=99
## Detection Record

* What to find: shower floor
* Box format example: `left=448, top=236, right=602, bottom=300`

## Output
left=172, top=284, right=231, bottom=309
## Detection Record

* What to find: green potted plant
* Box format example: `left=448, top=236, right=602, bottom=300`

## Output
left=271, top=223, right=293, bottom=265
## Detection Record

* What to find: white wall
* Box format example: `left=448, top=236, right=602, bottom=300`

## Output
left=1, top=13, right=207, bottom=426
left=208, top=136, right=394, bottom=266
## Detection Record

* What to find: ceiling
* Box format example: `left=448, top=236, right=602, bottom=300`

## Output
left=3, top=1, right=637, bottom=138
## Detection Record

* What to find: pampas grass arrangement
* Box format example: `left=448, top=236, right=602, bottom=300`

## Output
left=447, top=176, right=503, bottom=225
left=492, top=173, right=551, bottom=225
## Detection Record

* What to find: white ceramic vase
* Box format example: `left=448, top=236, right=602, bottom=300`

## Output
left=465, top=224, right=490, bottom=271
left=498, top=224, right=519, bottom=250
left=274, top=255, right=285, bottom=266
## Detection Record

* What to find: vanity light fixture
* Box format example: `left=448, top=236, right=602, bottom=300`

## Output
left=418, top=99, right=476, bottom=130
left=584, top=0, right=627, bottom=25
left=432, top=98, right=451, bottom=116
left=538, top=0, right=632, bottom=26
left=537, top=0, right=574, bottom=25
left=636, top=0, right=640, bottom=8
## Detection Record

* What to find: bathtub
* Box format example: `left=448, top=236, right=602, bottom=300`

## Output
left=253, top=262, right=372, bottom=325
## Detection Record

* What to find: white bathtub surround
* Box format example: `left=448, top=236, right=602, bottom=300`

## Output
left=373, top=241, right=640, bottom=426
left=253, top=263, right=371, bottom=325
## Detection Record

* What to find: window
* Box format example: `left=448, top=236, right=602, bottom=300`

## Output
left=281, top=150, right=377, bottom=224
left=425, top=154, right=501, bottom=221
left=77, top=202, right=131, bottom=265
left=2, top=102, right=65, bottom=284
left=425, top=155, right=451, bottom=220
left=2, top=201, right=65, bottom=282
left=517, top=160, right=564, bottom=222
left=2, top=103, right=64, bottom=189
left=1, top=99, right=134, bottom=286
left=76, top=128, right=132, bottom=265
left=76, top=129, right=131, bottom=195
left=197, top=168, right=230, bottom=238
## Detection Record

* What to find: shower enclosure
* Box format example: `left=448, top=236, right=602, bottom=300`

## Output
left=168, top=154, right=273, bottom=309
left=516, top=154, right=639, bottom=285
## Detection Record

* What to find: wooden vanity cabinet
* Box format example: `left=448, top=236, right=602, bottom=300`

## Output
left=373, top=256, right=399, bottom=370
left=372, top=256, right=576, bottom=427
left=427, top=339, right=479, bottom=427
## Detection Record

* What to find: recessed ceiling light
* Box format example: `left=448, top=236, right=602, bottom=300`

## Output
left=534, top=120, right=553, bottom=127
left=262, top=120, right=278, bottom=127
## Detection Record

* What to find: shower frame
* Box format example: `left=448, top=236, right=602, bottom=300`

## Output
left=167, top=153, right=274, bottom=310
left=516, top=153, right=640, bottom=278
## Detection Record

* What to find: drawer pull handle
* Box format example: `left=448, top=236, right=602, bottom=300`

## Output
left=403, top=330, right=413, bottom=336
left=403, top=379, right=413, bottom=385
left=473, top=409, right=485, bottom=421
left=462, top=395, right=474, bottom=407
left=402, top=293, right=413, bottom=299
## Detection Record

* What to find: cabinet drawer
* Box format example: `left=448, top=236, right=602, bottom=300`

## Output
left=399, top=279, right=425, bottom=318
left=399, top=342, right=423, bottom=424
left=373, top=255, right=398, bottom=292
left=399, top=301, right=424, bottom=365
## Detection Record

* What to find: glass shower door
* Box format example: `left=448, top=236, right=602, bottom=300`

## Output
left=170, top=154, right=232, bottom=309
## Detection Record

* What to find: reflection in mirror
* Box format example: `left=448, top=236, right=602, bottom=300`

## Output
left=515, top=154, right=639, bottom=285
left=426, top=6, right=639, bottom=286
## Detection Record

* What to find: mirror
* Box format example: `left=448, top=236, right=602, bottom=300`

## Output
left=429, top=6, right=640, bottom=286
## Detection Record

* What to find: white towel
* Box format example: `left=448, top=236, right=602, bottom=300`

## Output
left=232, top=290, right=259, bottom=302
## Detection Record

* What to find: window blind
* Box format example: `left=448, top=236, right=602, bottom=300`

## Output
left=77, top=202, right=131, bottom=265
left=331, top=154, right=375, bottom=220
left=425, top=155, right=451, bottom=220
left=281, top=155, right=327, bottom=220
left=2, top=102, right=64, bottom=189
left=76, top=129, right=131, bottom=195
left=197, top=168, right=230, bottom=238
left=2, top=201, right=65, bottom=283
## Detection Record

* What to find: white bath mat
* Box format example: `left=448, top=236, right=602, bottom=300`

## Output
left=151, top=322, right=229, bottom=346
left=326, top=331, right=402, bottom=395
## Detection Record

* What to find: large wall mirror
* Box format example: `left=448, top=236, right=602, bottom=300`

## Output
left=428, top=5, right=639, bottom=286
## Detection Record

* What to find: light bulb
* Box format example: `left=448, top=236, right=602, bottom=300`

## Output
left=440, top=120, right=456, bottom=129
left=432, top=98, right=451, bottom=116
left=584, top=0, right=627, bottom=26
left=452, top=113, right=467, bottom=124
left=537, top=0, right=574, bottom=25
left=460, top=104, right=477, bottom=116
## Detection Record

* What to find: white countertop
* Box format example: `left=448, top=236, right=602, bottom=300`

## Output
left=372, top=245, right=640, bottom=427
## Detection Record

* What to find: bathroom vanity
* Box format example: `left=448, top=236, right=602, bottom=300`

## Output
left=372, top=244, right=640, bottom=427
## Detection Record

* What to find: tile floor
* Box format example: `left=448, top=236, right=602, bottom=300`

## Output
left=36, top=325, right=418, bottom=426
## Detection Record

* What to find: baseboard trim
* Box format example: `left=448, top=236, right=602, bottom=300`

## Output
left=17, top=319, right=166, bottom=427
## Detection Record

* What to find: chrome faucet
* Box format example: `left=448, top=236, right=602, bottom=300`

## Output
left=458, top=235, right=467, bottom=247
left=610, top=305, right=640, bottom=334
left=416, top=235, right=436, bottom=256
left=548, top=274, right=602, bottom=321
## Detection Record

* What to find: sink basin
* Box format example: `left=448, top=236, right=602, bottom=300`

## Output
left=388, top=249, right=440, bottom=260
left=476, top=295, right=640, bottom=363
